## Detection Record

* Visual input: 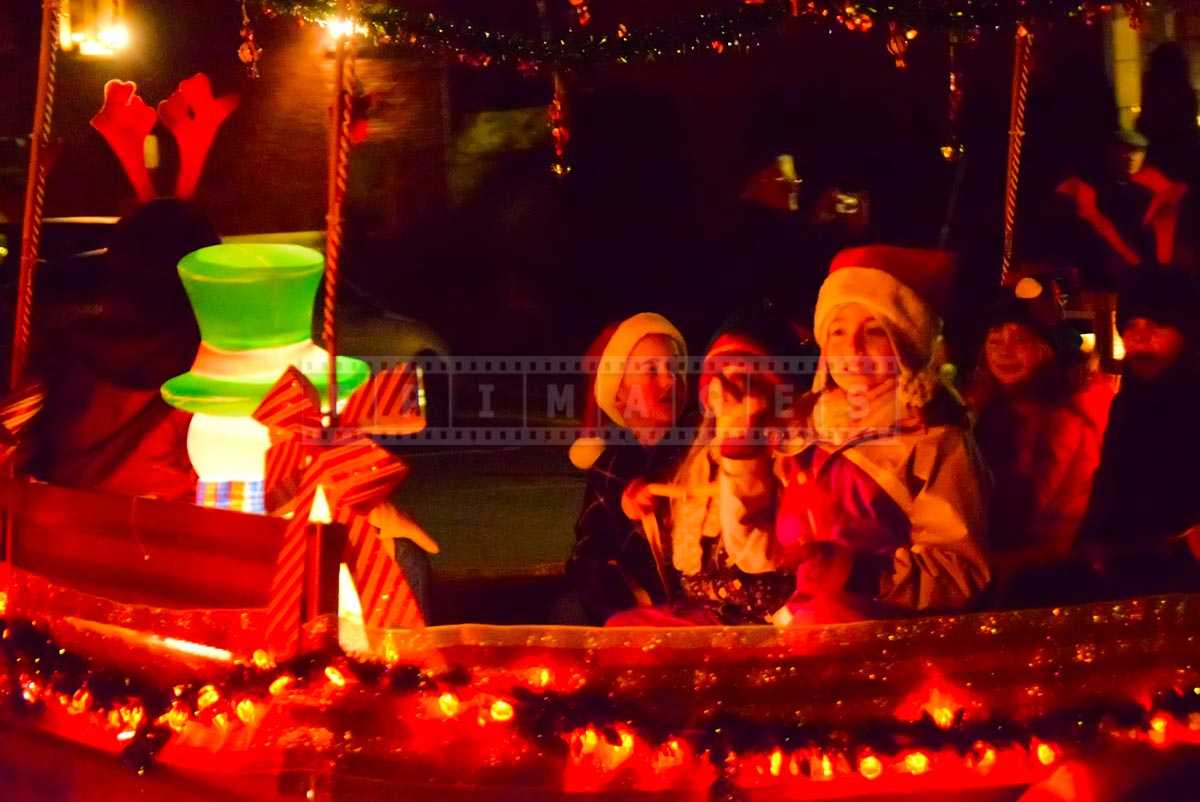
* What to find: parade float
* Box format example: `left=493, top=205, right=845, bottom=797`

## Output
left=3, top=1, right=1199, bottom=800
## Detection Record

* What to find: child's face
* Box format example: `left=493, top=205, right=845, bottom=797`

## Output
left=616, top=334, right=686, bottom=432
left=1122, top=317, right=1185, bottom=380
left=984, top=322, right=1054, bottom=388
left=822, top=303, right=897, bottom=392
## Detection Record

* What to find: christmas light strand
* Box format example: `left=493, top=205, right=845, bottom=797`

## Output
left=258, top=0, right=1158, bottom=71
left=4, top=616, right=1200, bottom=790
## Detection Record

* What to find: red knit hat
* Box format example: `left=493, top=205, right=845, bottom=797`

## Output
left=699, top=300, right=813, bottom=412
left=569, top=312, right=687, bottom=470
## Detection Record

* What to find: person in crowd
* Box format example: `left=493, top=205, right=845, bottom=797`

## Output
left=556, top=313, right=692, bottom=625
left=22, top=198, right=216, bottom=500
left=770, top=245, right=991, bottom=625
left=607, top=301, right=813, bottom=625
left=1052, top=129, right=1156, bottom=288
left=1074, top=269, right=1200, bottom=596
left=963, top=272, right=1112, bottom=599
left=1137, top=43, right=1200, bottom=185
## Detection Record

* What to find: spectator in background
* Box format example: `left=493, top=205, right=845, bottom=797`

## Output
left=22, top=199, right=215, bottom=500
left=963, top=272, right=1111, bottom=600
left=1075, top=269, right=1200, bottom=597
left=1053, top=129, right=1156, bottom=288
left=1137, top=43, right=1200, bottom=184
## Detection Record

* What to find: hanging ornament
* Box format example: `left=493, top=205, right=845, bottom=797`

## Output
left=941, top=31, right=966, bottom=162
left=346, top=77, right=377, bottom=145
left=887, top=22, right=917, bottom=69
left=548, top=73, right=570, bottom=177
left=238, top=0, right=263, bottom=78
left=568, top=0, right=592, bottom=27
left=839, top=5, right=873, bottom=32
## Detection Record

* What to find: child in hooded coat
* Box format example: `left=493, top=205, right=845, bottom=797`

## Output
left=770, top=246, right=991, bottom=625
left=965, top=275, right=1112, bottom=595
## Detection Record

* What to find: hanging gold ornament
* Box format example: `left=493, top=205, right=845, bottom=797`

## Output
left=548, top=73, right=571, bottom=177
left=887, top=23, right=917, bottom=69
left=942, top=31, right=966, bottom=162
left=568, top=0, right=592, bottom=27
left=238, top=0, right=262, bottom=78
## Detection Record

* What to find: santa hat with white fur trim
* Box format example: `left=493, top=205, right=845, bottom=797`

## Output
left=812, top=245, right=956, bottom=407
left=569, top=312, right=687, bottom=470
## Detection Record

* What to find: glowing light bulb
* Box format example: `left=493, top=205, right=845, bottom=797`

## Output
left=196, top=685, right=220, bottom=711
left=438, top=692, right=460, bottom=717
left=236, top=698, right=258, bottom=724
left=489, top=699, right=514, bottom=723
left=68, top=689, right=91, bottom=715
left=905, top=752, right=930, bottom=775
left=971, top=742, right=998, bottom=774
left=769, top=748, right=784, bottom=777
left=1149, top=714, right=1169, bottom=745
left=162, top=702, right=190, bottom=732
left=269, top=675, right=294, bottom=696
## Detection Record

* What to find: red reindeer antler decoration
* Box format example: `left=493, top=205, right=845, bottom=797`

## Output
left=91, top=74, right=238, bottom=202
left=157, top=74, right=240, bottom=200
left=90, top=80, right=157, bottom=203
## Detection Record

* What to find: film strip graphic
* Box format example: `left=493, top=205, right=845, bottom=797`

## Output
left=304, top=355, right=908, bottom=446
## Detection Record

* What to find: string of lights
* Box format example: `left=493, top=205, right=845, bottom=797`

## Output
left=260, top=0, right=1156, bottom=72
left=4, top=615, right=1199, bottom=790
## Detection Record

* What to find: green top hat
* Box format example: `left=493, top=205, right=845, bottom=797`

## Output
left=161, top=243, right=369, bottom=417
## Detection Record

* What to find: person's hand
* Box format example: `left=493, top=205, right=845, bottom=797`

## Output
left=793, top=541, right=853, bottom=596
left=620, top=478, right=656, bottom=521
left=368, top=502, right=440, bottom=554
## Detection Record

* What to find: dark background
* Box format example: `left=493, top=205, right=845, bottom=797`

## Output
left=0, top=1, right=1135, bottom=357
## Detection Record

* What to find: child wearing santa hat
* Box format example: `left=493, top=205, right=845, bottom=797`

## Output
left=606, top=301, right=814, bottom=626
left=558, top=312, right=691, bottom=625
left=771, top=245, right=991, bottom=625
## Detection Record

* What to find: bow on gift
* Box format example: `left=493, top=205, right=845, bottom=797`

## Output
left=0, top=381, right=48, bottom=472
left=252, top=365, right=426, bottom=658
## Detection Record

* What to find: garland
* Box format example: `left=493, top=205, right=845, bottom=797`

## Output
left=4, top=616, right=1200, bottom=792
left=259, top=0, right=1157, bottom=72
